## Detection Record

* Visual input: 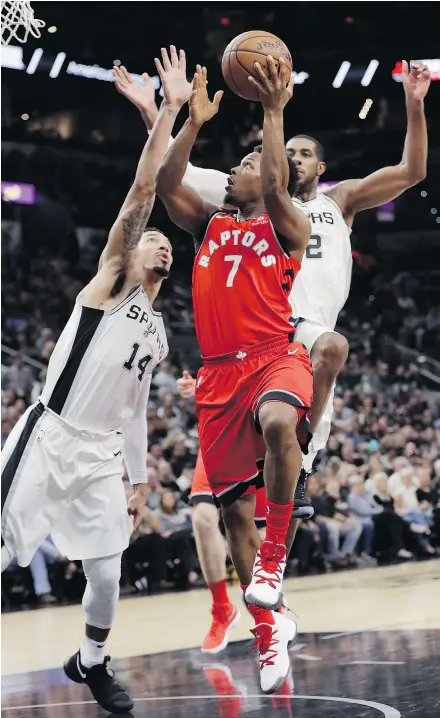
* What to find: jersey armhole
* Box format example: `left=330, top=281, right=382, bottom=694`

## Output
left=193, top=209, right=228, bottom=254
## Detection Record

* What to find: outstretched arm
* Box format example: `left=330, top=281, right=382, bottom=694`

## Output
left=99, top=47, right=192, bottom=268
left=112, top=66, right=228, bottom=207
left=331, top=61, right=430, bottom=221
left=249, top=57, right=310, bottom=257
left=155, top=65, right=223, bottom=235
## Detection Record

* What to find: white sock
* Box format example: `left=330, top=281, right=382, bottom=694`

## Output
left=80, top=635, right=106, bottom=668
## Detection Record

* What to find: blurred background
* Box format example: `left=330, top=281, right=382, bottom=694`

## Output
left=2, top=2, right=440, bottom=607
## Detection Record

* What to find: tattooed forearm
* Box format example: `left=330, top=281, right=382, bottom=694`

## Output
left=121, top=201, right=153, bottom=251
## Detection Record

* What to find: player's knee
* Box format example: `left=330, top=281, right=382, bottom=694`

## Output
left=192, top=502, right=219, bottom=536
left=83, top=554, right=122, bottom=595
left=312, top=332, right=349, bottom=372
left=259, top=402, right=299, bottom=454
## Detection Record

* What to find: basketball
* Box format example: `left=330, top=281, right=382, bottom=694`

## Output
left=222, top=31, right=293, bottom=101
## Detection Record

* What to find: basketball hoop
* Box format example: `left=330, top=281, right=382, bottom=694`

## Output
left=1, top=0, right=45, bottom=45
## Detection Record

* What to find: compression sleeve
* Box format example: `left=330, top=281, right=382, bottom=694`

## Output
left=123, top=377, right=150, bottom=486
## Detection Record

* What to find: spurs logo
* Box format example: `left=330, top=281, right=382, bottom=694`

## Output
left=143, top=320, right=157, bottom=338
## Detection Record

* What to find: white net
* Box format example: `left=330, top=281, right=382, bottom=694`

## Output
left=1, top=0, right=45, bottom=45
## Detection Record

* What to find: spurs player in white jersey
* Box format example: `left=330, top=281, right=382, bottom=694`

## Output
left=1, top=46, right=193, bottom=714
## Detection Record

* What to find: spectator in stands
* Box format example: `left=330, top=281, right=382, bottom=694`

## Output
left=2, top=355, right=34, bottom=398
left=124, top=485, right=173, bottom=593
left=145, top=467, right=163, bottom=511
left=348, top=475, right=381, bottom=562
left=152, top=360, right=179, bottom=395
left=371, top=472, right=413, bottom=561
left=393, top=469, right=436, bottom=555
left=307, top=475, right=362, bottom=569
left=155, top=490, right=200, bottom=587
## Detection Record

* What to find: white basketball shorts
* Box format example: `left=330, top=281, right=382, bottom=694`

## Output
left=294, top=319, right=337, bottom=454
left=1, top=402, right=132, bottom=567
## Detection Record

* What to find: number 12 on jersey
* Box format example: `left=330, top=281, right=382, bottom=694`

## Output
left=224, top=255, right=242, bottom=287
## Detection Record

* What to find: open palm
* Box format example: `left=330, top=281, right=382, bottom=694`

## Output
left=155, top=45, right=192, bottom=108
left=112, top=65, right=156, bottom=112
left=189, top=65, right=223, bottom=127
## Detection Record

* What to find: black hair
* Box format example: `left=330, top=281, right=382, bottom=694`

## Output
left=144, top=226, right=168, bottom=238
left=290, top=135, right=325, bottom=162
left=253, top=145, right=299, bottom=197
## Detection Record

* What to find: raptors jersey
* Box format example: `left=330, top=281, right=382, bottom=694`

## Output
left=40, top=285, right=168, bottom=433
left=289, top=191, right=352, bottom=329
left=192, top=211, right=301, bottom=357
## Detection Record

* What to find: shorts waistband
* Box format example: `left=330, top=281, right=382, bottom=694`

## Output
left=202, top=333, right=295, bottom=366
left=38, top=402, right=120, bottom=443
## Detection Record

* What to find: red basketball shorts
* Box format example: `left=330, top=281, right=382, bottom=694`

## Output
left=195, top=335, right=313, bottom=507
left=190, top=450, right=267, bottom=522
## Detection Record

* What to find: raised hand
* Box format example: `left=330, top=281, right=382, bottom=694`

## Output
left=154, top=45, right=192, bottom=109
left=189, top=65, right=223, bottom=127
left=248, top=55, right=294, bottom=111
left=177, top=370, right=196, bottom=399
left=402, top=60, right=431, bottom=103
left=112, top=65, right=156, bottom=114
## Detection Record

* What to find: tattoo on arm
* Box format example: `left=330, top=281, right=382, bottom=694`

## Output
left=122, top=201, right=153, bottom=251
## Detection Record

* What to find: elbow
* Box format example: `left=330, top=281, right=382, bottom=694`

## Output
left=132, top=178, right=154, bottom=198
left=401, top=163, right=427, bottom=187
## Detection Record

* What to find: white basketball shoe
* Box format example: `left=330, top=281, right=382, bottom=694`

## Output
left=251, top=611, right=297, bottom=694
left=245, top=540, right=286, bottom=610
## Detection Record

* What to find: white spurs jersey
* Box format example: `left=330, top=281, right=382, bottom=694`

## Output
left=289, top=191, right=352, bottom=329
left=40, top=285, right=168, bottom=433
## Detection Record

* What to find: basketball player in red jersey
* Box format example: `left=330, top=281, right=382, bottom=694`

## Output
left=157, top=57, right=312, bottom=693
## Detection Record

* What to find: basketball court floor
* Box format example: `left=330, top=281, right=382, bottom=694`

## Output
left=2, top=560, right=440, bottom=717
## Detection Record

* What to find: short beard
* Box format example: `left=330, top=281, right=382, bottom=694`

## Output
left=223, top=192, right=238, bottom=208
left=152, top=266, right=170, bottom=278
left=294, top=177, right=315, bottom=197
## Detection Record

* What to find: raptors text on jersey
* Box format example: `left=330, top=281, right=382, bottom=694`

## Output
left=192, top=212, right=301, bottom=357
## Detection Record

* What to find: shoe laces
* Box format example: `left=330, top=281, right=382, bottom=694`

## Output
left=251, top=623, right=280, bottom=668
left=253, top=543, right=285, bottom=589
left=90, top=656, right=115, bottom=681
left=209, top=604, right=233, bottom=635
left=295, top=468, right=316, bottom=501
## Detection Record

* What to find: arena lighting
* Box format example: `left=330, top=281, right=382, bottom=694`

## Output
left=361, top=59, right=379, bottom=87
left=421, top=190, right=428, bottom=197
left=1, top=182, right=36, bottom=205
left=49, top=52, right=66, bottom=79
left=359, top=98, right=373, bottom=119
left=430, top=208, right=438, bottom=215
left=21, top=113, right=29, bottom=120
left=332, top=61, right=351, bottom=88
left=25, top=47, right=43, bottom=74
left=392, top=59, right=440, bottom=82
left=292, top=70, right=309, bottom=85
left=47, top=26, right=57, bottom=33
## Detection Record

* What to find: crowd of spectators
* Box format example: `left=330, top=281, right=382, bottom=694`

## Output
left=2, top=316, right=440, bottom=609
left=2, top=140, right=440, bottom=611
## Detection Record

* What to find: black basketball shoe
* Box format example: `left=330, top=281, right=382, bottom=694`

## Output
left=64, top=651, right=134, bottom=714
left=292, top=469, right=315, bottom=519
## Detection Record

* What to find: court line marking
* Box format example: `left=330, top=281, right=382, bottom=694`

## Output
left=321, top=630, right=369, bottom=640
left=3, top=694, right=401, bottom=716
left=346, top=661, right=405, bottom=666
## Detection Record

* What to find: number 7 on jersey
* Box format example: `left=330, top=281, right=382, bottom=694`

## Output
left=224, top=255, right=242, bottom=287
